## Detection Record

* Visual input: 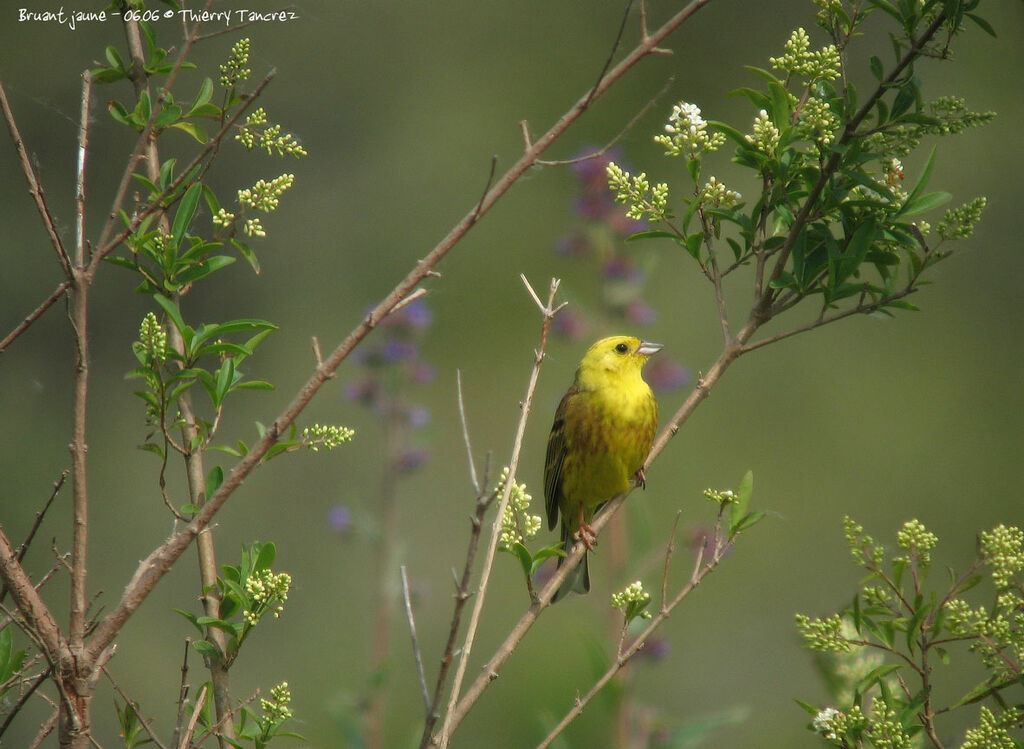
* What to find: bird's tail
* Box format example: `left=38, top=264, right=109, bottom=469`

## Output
left=552, top=522, right=590, bottom=602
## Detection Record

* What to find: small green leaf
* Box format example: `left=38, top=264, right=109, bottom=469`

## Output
left=171, top=182, right=203, bottom=249
left=152, top=293, right=188, bottom=338
left=170, top=121, right=209, bottom=144
left=729, top=470, right=754, bottom=537
left=192, top=639, right=222, bottom=660
left=869, top=55, right=884, bottom=81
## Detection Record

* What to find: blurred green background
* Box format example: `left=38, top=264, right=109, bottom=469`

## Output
left=2, top=1, right=1022, bottom=747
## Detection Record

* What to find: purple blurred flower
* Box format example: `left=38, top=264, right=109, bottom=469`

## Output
left=384, top=339, right=418, bottom=364
left=396, top=449, right=430, bottom=474
left=552, top=308, right=589, bottom=341
left=644, top=356, right=692, bottom=393
left=554, top=232, right=591, bottom=259
left=343, top=379, right=379, bottom=404
left=625, top=299, right=657, bottom=326
left=634, top=635, right=670, bottom=663
left=328, top=504, right=352, bottom=533
left=601, top=256, right=643, bottom=283
left=411, top=362, right=435, bottom=385
left=407, top=406, right=431, bottom=429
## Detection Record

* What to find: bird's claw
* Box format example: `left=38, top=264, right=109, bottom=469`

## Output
left=573, top=523, right=598, bottom=551
left=634, top=467, right=647, bottom=490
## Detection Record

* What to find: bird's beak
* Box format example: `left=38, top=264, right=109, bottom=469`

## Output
left=637, top=341, right=663, bottom=357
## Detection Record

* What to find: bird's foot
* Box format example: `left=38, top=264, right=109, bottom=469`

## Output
left=573, top=523, right=598, bottom=551
left=634, top=467, right=648, bottom=490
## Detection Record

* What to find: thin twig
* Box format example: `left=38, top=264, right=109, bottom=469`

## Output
left=27, top=710, right=59, bottom=749
left=0, top=668, right=51, bottom=740
left=0, top=280, right=72, bottom=354
left=535, top=77, right=671, bottom=167
left=660, top=511, right=684, bottom=609
left=0, top=76, right=73, bottom=278
left=0, top=470, right=67, bottom=607
left=583, top=0, right=635, bottom=109
left=74, top=71, right=92, bottom=266
left=179, top=684, right=208, bottom=749
left=172, top=638, right=192, bottom=749
left=472, top=156, right=499, bottom=221
left=103, top=665, right=171, bottom=749
left=435, top=277, right=563, bottom=749
left=455, top=370, right=480, bottom=494
left=419, top=483, right=497, bottom=746
left=535, top=510, right=728, bottom=749
left=401, top=566, right=430, bottom=715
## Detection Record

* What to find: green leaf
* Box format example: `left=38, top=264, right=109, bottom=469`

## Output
left=152, top=293, right=188, bottom=338
left=153, top=104, right=183, bottom=129
left=898, top=191, right=951, bottom=219
left=229, top=238, right=261, bottom=273
left=511, top=542, right=533, bottom=579
left=104, top=45, right=125, bottom=71
left=171, top=182, right=203, bottom=249
left=190, top=77, right=214, bottom=114
left=729, top=470, right=754, bottom=537
left=206, top=465, right=224, bottom=498
left=192, top=639, right=222, bottom=660
left=170, top=121, right=209, bottom=144
left=254, top=542, right=277, bottom=572
left=966, top=12, right=996, bottom=37
left=176, top=255, right=237, bottom=285
left=136, top=90, right=152, bottom=125
left=624, top=229, right=682, bottom=243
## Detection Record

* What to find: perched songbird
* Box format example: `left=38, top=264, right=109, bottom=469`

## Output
left=544, top=335, right=661, bottom=601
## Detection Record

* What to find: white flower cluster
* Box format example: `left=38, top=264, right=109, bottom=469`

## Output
left=654, top=101, right=725, bottom=158
left=243, top=569, right=293, bottom=626
left=700, top=176, right=742, bottom=208
left=745, top=109, right=780, bottom=154
left=606, top=162, right=670, bottom=222
left=611, top=580, right=650, bottom=611
left=302, top=423, right=356, bottom=451
left=496, top=467, right=540, bottom=550
left=770, top=28, right=840, bottom=82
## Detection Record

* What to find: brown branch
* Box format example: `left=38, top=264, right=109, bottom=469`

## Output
left=0, top=76, right=73, bottom=278
left=0, top=529, right=69, bottom=668
left=0, top=281, right=72, bottom=355
left=435, top=276, right=563, bottom=749
left=28, top=710, right=59, bottom=749
left=535, top=511, right=727, bottom=749
left=0, top=668, right=51, bottom=740
left=74, top=72, right=92, bottom=265
left=0, top=470, right=67, bottom=608
left=103, top=665, right=171, bottom=749
left=418, top=481, right=498, bottom=746
left=401, top=565, right=430, bottom=715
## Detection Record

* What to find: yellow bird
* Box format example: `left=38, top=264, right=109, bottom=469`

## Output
left=544, top=335, right=661, bottom=601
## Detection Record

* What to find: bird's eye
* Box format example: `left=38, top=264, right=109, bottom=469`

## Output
left=615, top=342, right=629, bottom=354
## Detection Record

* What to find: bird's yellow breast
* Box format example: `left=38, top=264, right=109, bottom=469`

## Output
left=558, top=376, right=657, bottom=518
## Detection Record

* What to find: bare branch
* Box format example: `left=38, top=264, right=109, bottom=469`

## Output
left=28, top=710, right=59, bottom=749
left=0, top=280, right=72, bottom=355
left=535, top=77, right=672, bottom=167
left=401, top=566, right=430, bottom=715
left=435, top=278, right=563, bottom=749
left=179, top=684, right=208, bottom=749
left=0, top=76, right=73, bottom=278
left=103, top=665, right=171, bottom=749
left=456, top=370, right=481, bottom=494
left=0, top=668, right=51, bottom=740
left=74, top=71, right=92, bottom=268
left=535, top=509, right=729, bottom=749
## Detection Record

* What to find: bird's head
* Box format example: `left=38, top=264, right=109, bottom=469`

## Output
left=575, top=335, right=663, bottom=390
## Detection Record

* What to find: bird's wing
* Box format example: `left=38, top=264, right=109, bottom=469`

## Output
left=544, top=386, right=576, bottom=530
